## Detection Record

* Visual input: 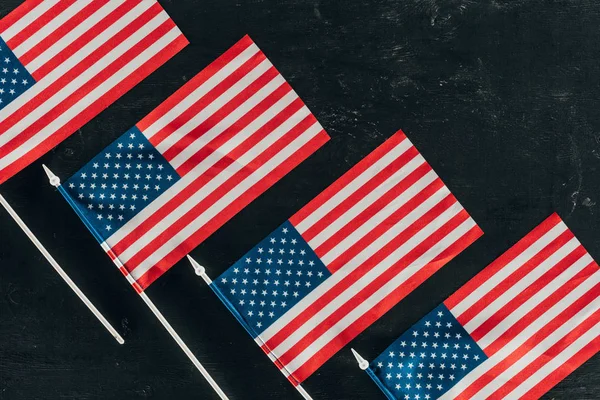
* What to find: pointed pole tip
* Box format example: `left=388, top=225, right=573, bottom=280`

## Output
left=351, top=348, right=369, bottom=370
left=42, top=164, right=60, bottom=187
left=187, top=255, right=205, bottom=276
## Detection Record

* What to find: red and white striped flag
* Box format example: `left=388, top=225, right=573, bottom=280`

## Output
left=211, top=130, right=482, bottom=385
left=365, top=213, right=600, bottom=400
left=56, top=35, right=330, bottom=290
left=0, top=0, right=188, bottom=183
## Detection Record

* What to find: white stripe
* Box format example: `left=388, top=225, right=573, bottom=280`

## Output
left=129, top=121, right=323, bottom=280
left=283, top=217, right=476, bottom=376
left=0, top=0, right=61, bottom=41
left=507, top=318, right=600, bottom=398
left=25, top=1, right=124, bottom=73
left=0, top=25, right=180, bottom=171
left=170, top=73, right=287, bottom=169
left=440, top=270, right=600, bottom=399
left=156, top=57, right=271, bottom=157
left=143, top=43, right=260, bottom=139
left=473, top=296, right=600, bottom=399
left=166, top=60, right=275, bottom=167
left=260, top=185, right=454, bottom=344
left=293, top=138, right=412, bottom=234
left=477, top=252, right=592, bottom=350
left=11, top=1, right=92, bottom=58
left=308, top=153, right=427, bottom=249
left=0, top=1, right=155, bottom=147
left=320, top=169, right=439, bottom=266
left=463, top=237, right=581, bottom=334
left=106, top=88, right=300, bottom=246
left=116, top=102, right=309, bottom=264
left=449, top=221, right=568, bottom=317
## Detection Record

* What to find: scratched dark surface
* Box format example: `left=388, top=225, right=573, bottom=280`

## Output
left=1, top=0, right=599, bottom=399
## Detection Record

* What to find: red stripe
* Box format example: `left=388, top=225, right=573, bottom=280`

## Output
left=314, top=162, right=432, bottom=262
left=132, top=281, right=144, bottom=294
left=6, top=0, right=76, bottom=50
left=0, top=33, right=187, bottom=185
left=134, top=130, right=329, bottom=289
left=471, top=244, right=586, bottom=344
left=445, top=212, right=562, bottom=310
left=126, top=113, right=320, bottom=272
left=32, top=0, right=144, bottom=81
left=118, top=266, right=128, bottom=277
left=19, top=0, right=110, bottom=67
left=289, top=130, right=408, bottom=227
left=152, top=51, right=269, bottom=150
left=176, top=80, right=292, bottom=177
left=522, top=332, right=600, bottom=399
left=287, top=216, right=483, bottom=383
left=264, top=190, right=457, bottom=352
left=457, top=228, right=575, bottom=328
left=0, top=4, right=167, bottom=160
left=325, top=179, right=447, bottom=274
left=482, top=261, right=599, bottom=357
left=0, top=0, right=43, bottom=36
left=138, top=34, right=255, bottom=132
left=275, top=204, right=467, bottom=368
left=489, top=307, right=600, bottom=399
left=112, top=92, right=304, bottom=257
left=166, top=63, right=278, bottom=166
left=455, top=277, right=600, bottom=400
left=301, top=145, right=419, bottom=243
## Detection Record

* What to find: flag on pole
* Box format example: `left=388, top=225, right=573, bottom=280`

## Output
left=56, top=35, right=330, bottom=291
left=362, top=213, right=600, bottom=400
left=0, top=0, right=188, bottom=184
left=209, top=130, right=482, bottom=386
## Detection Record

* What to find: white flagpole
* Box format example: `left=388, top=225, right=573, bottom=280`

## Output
left=0, top=192, right=124, bottom=345
left=187, top=255, right=314, bottom=400
left=44, top=166, right=229, bottom=400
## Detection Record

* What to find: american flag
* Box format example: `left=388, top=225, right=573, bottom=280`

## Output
left=0, top=0, right=188, bottom=184
left=211, top=130, right=482, bottom=385
left=57, top=35, right=330, bottom=291
left=366, top=213, right=600, bottom=400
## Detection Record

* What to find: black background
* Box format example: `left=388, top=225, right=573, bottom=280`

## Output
left=1, top=0, right=599, bottom=399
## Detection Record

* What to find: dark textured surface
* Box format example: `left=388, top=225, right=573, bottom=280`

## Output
left=1, top=0, right=599, bottom=399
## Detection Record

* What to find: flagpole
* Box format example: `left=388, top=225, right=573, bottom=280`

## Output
left=43, top=166, right=229, bottom=400
left=0, top=192, right=124, bottom=345
left=187, top=256, right=314, bottom=400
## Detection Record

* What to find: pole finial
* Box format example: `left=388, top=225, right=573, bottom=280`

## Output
left=187, top=255, right=212, bottom=284
left=42, top=164, right=60, bottom=187
left=351, top=348, right=369, bottom=370
left=187, top=255, right=205, bottom=276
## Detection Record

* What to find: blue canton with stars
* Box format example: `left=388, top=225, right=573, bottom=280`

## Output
left=213, top=221, right=331, bottom=337
left=369, top=304, right=487, bottom=400
left=0, top=37, right=35, bottom=111
left=63, top=126, right=180, bottom=239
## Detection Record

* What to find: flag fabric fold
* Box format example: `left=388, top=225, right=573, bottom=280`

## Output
left=365, top=213, right=600, bottom=400
left=210, top=130, right=482, bottom=385
left=0, top=0, right=188, bottom=184
left=56, top=35, right=329, bottom=290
